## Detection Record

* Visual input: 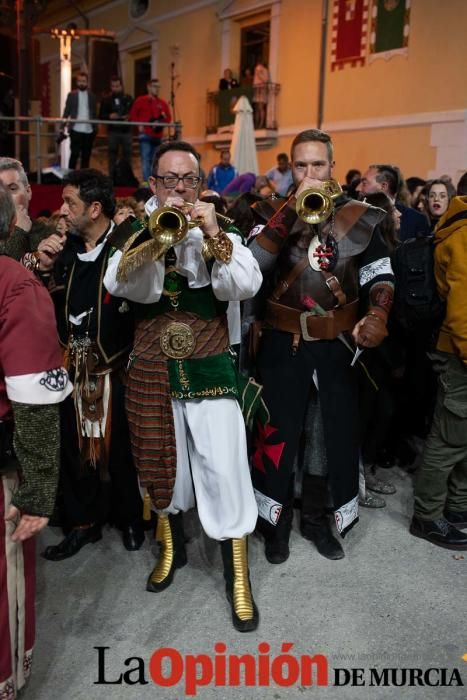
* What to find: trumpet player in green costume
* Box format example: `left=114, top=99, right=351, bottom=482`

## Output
left=104, top=141, right=262, bottom=632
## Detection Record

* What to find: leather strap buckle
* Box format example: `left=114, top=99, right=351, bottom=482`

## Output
left=299, top=311, right=320, bottom=342
left=325, top=275, right=339, bottom=292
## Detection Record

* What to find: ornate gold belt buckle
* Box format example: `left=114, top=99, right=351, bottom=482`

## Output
left=160, top=322, right=196, bottom=359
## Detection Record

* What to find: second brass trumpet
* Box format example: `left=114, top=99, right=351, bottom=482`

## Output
left=295, top=178, right=342, bottom=225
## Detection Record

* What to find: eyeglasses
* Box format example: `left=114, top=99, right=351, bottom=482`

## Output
left=155, top=175, right=201, bottom=189
left=428, top=192, right=448, bottom=199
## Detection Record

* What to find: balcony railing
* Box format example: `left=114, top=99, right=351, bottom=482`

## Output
left=206, top=83, right=280, bottom=135
left=0, top=115, right=182, bottom=183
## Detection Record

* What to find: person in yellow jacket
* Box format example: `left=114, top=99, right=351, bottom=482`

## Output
left=410, top=192, right=467, bottom=550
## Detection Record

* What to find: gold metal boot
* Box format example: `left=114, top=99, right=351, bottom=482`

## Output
left=146, top=513, right=187, bottom=592
left=220, top=537, right=259, bottom=632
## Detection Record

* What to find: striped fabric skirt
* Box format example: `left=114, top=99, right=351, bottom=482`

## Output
left=126, top=354, right=177, bottom=511
left=0, top=474, right=35, bottom=700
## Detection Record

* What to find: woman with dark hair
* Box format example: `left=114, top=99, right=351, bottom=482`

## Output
left=358, top=191, right=400, bottom=507
left=426, top=179, right=456, bottom=230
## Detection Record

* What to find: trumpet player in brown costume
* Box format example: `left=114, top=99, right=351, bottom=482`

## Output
left=248, top=129, right=395, bottom=563
left=104, top=141, right=262, bottom=632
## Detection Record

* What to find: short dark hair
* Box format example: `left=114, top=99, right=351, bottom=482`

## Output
left=63, top=168, right=115, bottom=218
left=291, top=129, right=333, bottom=162
left=77, top=71, right=88, bottom=80
left=133, top=186, right=152, bottom=203
left=220, top=149, right=230, bottom=158
left=345, top=169, right=361, bottom=185
left=0, top=182, right=15, bottom=240
left=371, top=164, right=401, bottom=197
left=406, top=176, right=426, bottom=194
left=151, top=141, right=201, bottom=177
left=277, top=152, right=288, bottom=161
left=456, top=172, right=467, bottom=196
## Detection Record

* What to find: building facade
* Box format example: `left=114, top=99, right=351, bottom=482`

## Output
left=30, top=0, right=467, bottom=182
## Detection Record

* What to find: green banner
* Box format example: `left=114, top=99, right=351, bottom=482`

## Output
left=371, top=0, right=410, bottom=56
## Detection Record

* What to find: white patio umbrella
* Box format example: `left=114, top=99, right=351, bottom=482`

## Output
left=230, top=96, right=259, bottom=175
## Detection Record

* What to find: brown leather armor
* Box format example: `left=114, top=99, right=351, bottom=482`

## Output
left=257, top=198, right=385, bottom=312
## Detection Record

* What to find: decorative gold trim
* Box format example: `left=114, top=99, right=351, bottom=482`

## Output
left=143, top=490, right=152, bottom=521
left=203, top=230, right=233, bottom=264
left=171, top=385, right=237, bottom=399
left=148, top=514, right=173, bottom=584
left=176, top=360, right=190, bottom=388
left=116, top=237, right=160, bottom=282
left=241, top=378, right=270, bottom=426
left=231, top=538, right=254, bottom=621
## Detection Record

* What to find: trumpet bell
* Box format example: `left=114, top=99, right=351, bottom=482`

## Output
left=295, top=179, right=342, bottom=225
left=148, top=206, right=189, bottom=249
left=296, top=190, right=333, bottom=224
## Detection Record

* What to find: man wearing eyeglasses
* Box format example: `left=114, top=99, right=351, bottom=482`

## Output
left=104, top=141, right=263, bottom=633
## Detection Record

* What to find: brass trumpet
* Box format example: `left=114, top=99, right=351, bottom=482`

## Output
left=116, top=206, right=234, bottom=282
left=148, top=206, right=234, bottom=254
left=295, top=178, right=342, bottom=225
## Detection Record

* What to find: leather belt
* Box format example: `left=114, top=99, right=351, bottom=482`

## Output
left=265, top=299, right=359, bottom=341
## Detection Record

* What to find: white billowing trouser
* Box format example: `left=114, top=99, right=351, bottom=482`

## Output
left=162, top=397, right=258, bottom=541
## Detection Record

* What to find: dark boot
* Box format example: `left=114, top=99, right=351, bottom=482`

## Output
left=42, top=524, right=102, bottom=561
left=410, top=516, right=467, bottom=550
left=146, top=512, right=187, bottom=592
left=121, top=523, right=145, bottom=551
left=263, top=504, right=293, bottom=564
left=220, top=538, right=259, bottom=633
left=300, top=475, right=344, bottom=560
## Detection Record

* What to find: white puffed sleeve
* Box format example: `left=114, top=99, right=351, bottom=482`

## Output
left=103, top=249, right=166, bottom=304
left=211, top=233, right=263, bottom=301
